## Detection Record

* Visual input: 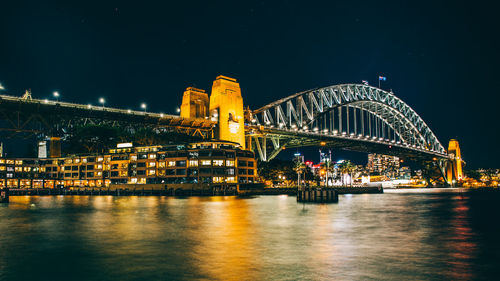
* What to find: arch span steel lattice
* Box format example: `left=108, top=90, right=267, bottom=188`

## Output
left=247, top=84, right=447, bottom=161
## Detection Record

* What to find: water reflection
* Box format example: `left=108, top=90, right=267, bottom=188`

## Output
left=0, top=192, right=499, bottom=280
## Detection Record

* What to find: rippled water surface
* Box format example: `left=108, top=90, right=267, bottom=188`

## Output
left=1, top=190, right=499, bottom=280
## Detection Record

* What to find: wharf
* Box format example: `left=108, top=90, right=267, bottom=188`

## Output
left=239, top=186, right=384, bottom=196
left=3, top=185, right=383, bottom=199
left=6, top=187, right=236, bottom=197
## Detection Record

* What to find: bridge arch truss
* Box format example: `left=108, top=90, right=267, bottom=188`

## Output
left=247, top=84, right=447, bottom=161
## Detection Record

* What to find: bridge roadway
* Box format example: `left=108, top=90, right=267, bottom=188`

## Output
left=246, top=125, right=448, bottom=162
left=0, top=94, right=216, bottom=138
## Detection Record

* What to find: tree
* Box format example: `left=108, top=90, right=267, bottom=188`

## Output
left=293, top=157, right=306, bottom=188
left=257, top=159, right=296, bottom=183
left=339, top=160, right=356, bottom=186
left=65, top=124, right=123, bottom=154
left=320, top=160, right=335, bottom=186
left=64, top=124, right=203, bottom=155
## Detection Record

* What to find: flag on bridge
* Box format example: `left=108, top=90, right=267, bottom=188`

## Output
left=362, top=80, right=369, bottom=85
left=378, top=76, right=387, bottom=81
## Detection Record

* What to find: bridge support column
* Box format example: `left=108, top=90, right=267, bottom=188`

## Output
left=446, top=139, right=464, bottom=185
left=50, top=137, right=61, bottom=158
left=180, top=87, right=209, bottom=119
left=209, top=76, right=246, bottom=149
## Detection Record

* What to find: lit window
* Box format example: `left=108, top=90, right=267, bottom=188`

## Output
left=201, top=160, right=211, bottom=166
left=15, top=160, right=23, bottom=165
left=189, top=160, right=198, bottom=167
left=74, top=158, right=80, bottom=163
left=82, top=158, right=87, bottom=163
left=226, top=160, right=235, bottom=167
left=138, top=178, right=146, bottom=184
left=149, top=154, right=156, bottom=159
left=0, top=159, right=4, bottom=164
left=130, top=155, right=138, bottom=161
left=213, top=160, right=224, bottom=166
left=148, top=169, right=156, bottom=176
left=148, top=162, right=156, bottom=167
left=168, top=161, right=176, bottom=167
left=23, top=167, right=31, bottom=172
left=130, top=178, right=138, bottom=183
left=158, top=161, right=166, bottom=168
left=15, top=167, right=22, bottom=172
left=97, top=157, right=103, bottom=162
left=213, top=177, right=224, bottom=183
left=0, top=166, right=6, bottom=171
left=226, top=176, right=236, bottom=183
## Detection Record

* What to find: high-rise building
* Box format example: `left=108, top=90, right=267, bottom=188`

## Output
left=367, top=153, right=400, bottom=174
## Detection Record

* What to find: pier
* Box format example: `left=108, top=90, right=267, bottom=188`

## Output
left=297, top=188, right=338, bottom=203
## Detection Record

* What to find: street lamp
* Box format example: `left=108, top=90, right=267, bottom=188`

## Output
left=99, top=98, right=105, bottom=109
left=53, top=91, right=59, bottom=102
left=141, top=103, right=147, bottom=112
left=176, top=107, right=180, bottom=113
left=0, top=83, right=4, bottom=90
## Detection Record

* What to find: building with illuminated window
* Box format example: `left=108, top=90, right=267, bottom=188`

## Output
left=367, top=153, right=400, bottom=175
left=0, top=141, right=257, bottom=191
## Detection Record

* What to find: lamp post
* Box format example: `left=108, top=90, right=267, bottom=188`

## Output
left=53, top=91, right=59, bottom=102
left=141, top=103, right=147, bottom=113
left=99, top=98, right=105, bottom=109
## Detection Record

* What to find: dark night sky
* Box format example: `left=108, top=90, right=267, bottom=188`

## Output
left=0, top=1, right=498, bottom=168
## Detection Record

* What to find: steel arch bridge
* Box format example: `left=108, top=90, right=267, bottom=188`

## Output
left=246, top=83, right=448, bottom=162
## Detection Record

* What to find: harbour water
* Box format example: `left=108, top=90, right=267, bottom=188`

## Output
left=1, top=190, right=499, bottom=280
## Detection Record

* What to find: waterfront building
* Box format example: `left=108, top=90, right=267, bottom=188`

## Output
left=0, top=141, right=257, bottom=190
